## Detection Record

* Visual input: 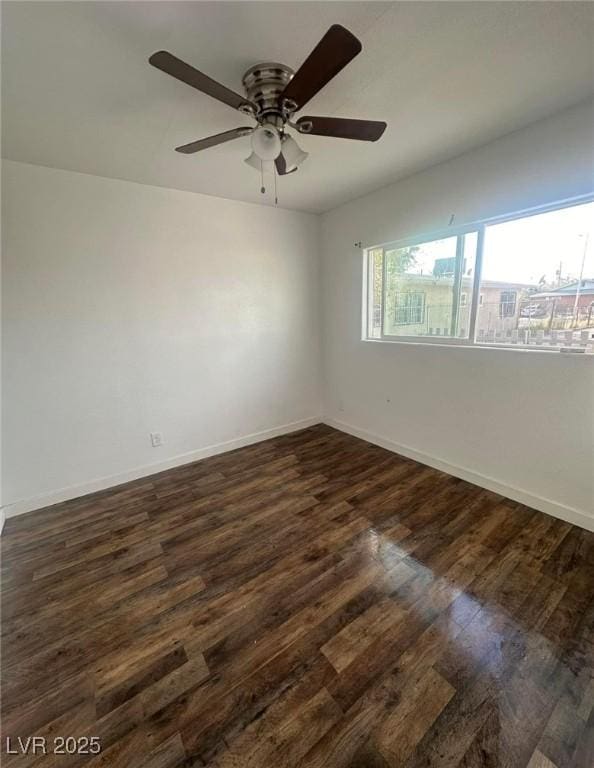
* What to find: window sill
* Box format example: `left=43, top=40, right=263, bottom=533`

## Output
left=361, top=337, right=594, bottom=356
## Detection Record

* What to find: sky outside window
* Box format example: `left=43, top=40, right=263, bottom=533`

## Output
left=481, top=201, right=594, bottom=285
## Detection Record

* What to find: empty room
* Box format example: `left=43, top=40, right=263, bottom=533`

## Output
left=1, top=2, right=593, bottom=767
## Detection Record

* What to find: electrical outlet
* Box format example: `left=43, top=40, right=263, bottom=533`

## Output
left=150, top=431, right=163, bottom=447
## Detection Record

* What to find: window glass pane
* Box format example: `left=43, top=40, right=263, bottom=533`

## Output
left=382, top=234, right=477, bottom=338
left=477, top=201, right=594, bottom=349
left=367, top=248, right=383, bottom=338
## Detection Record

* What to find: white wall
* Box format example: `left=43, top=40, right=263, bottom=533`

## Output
left=321, top=100, right=594, bottom=531
left=2, top=161, right=321, bottom=512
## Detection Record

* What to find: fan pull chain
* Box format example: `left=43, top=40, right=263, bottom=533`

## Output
left=260, top=160, right=265, bottom=195
left=274, top=164, right=278, bottom=206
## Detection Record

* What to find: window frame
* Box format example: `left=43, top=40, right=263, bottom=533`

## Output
left=371, top=223, right=482, bottom=346
left=362, top=194, right=594, bottom=353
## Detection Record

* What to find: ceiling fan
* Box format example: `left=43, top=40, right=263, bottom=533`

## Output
left=149, top=24, right=387, bottom=176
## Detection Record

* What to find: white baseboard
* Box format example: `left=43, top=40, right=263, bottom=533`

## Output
left=4, top=415, right=592, bottom=534
left=325, top=418, right=594, bottom=533
left=2, top=417, right=321, bottom=521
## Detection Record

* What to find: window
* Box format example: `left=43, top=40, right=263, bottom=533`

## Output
left=365, top=198, right=594, bottom=352
left=395, top=292, right=425, bottom=325
left=499, top=291, right=517, bottom=318
left=368, top=232, right=478, bottom=340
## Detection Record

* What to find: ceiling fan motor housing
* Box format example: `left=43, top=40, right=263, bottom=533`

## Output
left=241, top=62, right=295, bottom=124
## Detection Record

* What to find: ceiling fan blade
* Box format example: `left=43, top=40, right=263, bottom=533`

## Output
left=149, top=51, right=257, bottom=113
left=297, top=116, right=386, bottom=141
left=281, top=25, right=361, bottom=111
left=175, top=127, right=252, bottom=154
left=274, top=153, right=297, bottom=176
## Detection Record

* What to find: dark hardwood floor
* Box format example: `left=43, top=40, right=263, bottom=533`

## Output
left=1, top=424, right=593, bottom=768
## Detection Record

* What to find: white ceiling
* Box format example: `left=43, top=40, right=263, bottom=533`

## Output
left=2, top=1, right=593, bottom=213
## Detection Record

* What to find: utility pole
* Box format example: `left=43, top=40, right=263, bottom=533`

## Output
left=572, top=233, right=589, bottom=328
left=548, top=299, right=557, bottom=333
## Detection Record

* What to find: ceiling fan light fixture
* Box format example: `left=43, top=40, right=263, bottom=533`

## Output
left=281, top=135, right=308, bottom=172
left=251, top=125, right=282, bottom=161
left=244, top=153, right=275, bottom=176
left=244, top=151, right=261, bottom=170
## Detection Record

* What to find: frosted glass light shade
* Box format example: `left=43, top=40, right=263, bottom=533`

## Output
left=244, top=152, right=261, bottom=170
left=244, top=153, right=274, bottom=175
left=251, top=125, right=282, bottom=161
left=282, top=135, right=308, bottom=171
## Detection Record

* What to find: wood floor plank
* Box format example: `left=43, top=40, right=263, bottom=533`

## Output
left=210, top=686, right=343, bottom=768
left=2, top=425, right=592, bottom=768
left=527, top=750, right=560, bottom=768
left=320, top=596, right=405, bottom=673
left=374, top=666, right=455, bottom=766
left=141, top=734, right=187, bottom=768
